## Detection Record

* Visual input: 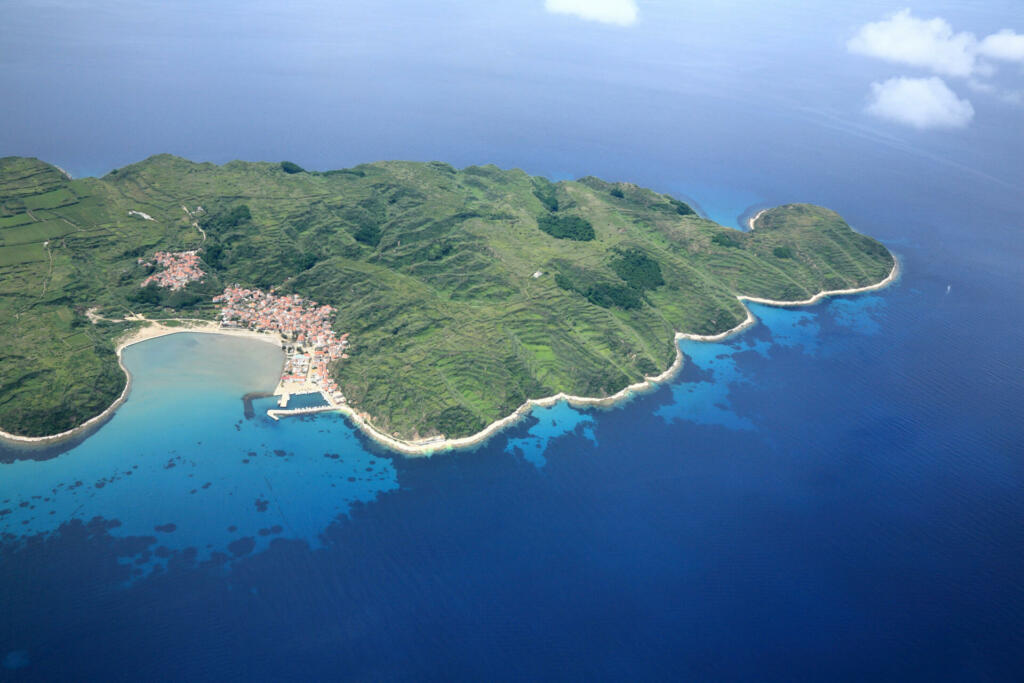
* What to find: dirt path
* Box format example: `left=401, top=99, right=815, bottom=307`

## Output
left=39, top=241, right=54, bottom=298
left=86, top=309, right=214, bottom=327
left=182, top=206, right=206, bottom=243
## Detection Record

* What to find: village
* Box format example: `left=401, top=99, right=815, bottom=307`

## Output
left=213, top=286, right=351, bottom=409
left=139, top=250, right=204, bottom=290
left=136, top=248, right=350, bottom=414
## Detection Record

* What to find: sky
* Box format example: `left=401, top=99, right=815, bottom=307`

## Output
left=1, top=0, right=1022, bottom=192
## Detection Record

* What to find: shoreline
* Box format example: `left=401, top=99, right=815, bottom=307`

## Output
left=748, top=208, right=767, bottom=230
left=329, top=257, right=900, bottom=457
left=0, top=258, right=899, bottom=454
left=0, top=320, right=283, bottom=446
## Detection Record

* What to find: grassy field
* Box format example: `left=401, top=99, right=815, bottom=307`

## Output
left=0, top=155, right=894, bottom=439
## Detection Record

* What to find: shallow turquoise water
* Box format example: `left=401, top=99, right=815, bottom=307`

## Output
left=0, top=301, right=851, bottom=565
left=0, top=333, right=398, bottom=574
left=505, top=401, right=597, bottom=468
left=2, top=0, right=1023, bottom=675
left=1, top=255, right=1021, bottom=680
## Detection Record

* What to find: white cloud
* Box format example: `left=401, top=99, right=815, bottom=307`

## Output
left=849, top=10, right=1024, bottom=125
left=847, top=9, right=979, bottom=77
left=866, top=76, right=974, bottom=129
left=544, top=0, right=638, bottom=26
left=849, top=9, right=1024, bottom=76
left=978, top=30, right=1024, bottom=63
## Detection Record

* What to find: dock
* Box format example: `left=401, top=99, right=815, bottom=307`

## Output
left=266, top=389, right=339, bottom=421
left=267, top=405, right=337, bottom=421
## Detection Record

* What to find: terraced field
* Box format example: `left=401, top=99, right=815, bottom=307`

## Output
left=0, top=155, right=894, bottom=439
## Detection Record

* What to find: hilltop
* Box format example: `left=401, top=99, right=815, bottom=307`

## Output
left=0, top=155, right=894, bottom=441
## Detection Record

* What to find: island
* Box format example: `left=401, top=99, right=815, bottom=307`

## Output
left=0, top=155, right=896, bottom=452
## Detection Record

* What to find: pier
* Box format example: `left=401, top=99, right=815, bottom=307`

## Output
left=267, top=405, right=337, bottom=421
left=266, top=389, right=337, bottom=421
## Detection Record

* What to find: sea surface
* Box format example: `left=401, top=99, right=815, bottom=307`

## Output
left=2, top=0, right=1023, bottom=679
left=2, top=181, right=1021, bottom=679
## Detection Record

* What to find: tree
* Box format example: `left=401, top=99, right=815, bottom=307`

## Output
left=611, top=248, right=664, bottom=290
left=669, top=198, right=695, bottom=216
left=129, top=282, right=162, bottom=305
left=537, top=214, right=595, bottom=241
left=532, top=179, right=559, bottom=212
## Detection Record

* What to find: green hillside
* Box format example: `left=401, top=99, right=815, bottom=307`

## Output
left=0, top=155, right=894, bottom=440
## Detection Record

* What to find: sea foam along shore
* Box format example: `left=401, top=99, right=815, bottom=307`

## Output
left=0, top=258, right=899, bottom=453
left=337, top=257, right=901, bottom=456
left=0, top=320, right=284, bottom=445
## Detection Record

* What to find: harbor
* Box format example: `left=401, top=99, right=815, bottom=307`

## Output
left=268, top=390, right=336, bottom=420
left=213, top=286, right=352, bottom=420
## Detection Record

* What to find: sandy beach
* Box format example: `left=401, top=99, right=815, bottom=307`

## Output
left=116, top=319, right=284, bottom=351
left=1, top=258, right=898, bottom=454
left=0, top=319, right=282, bottom=445
left=748, top=208, right=767, bottom=230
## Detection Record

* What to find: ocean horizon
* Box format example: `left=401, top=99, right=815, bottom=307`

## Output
left=2, top=0, right=1022, bottom=679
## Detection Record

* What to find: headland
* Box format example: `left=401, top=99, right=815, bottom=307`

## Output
left=332, top=257, right=899, bottom=456
left=0, top=155, right=897, bottom=446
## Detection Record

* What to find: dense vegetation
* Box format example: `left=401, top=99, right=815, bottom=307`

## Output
left=0, top=155, right=894, bottom=440
left=610, top=248, right=664, bottom=291
left=712, top=232, right=742, bottom=248
left=280, top=161, right=306, bottom=174
left=536, top=214, right=595, bottom=241
left=531, top=179, right=559, bottom=212
left=669, top=198, right=696, bottom=216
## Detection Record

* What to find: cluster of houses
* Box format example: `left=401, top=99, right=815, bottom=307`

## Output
left=139, top=251, right=204, bottom=290
left=213, top=286, right=350, bottom=402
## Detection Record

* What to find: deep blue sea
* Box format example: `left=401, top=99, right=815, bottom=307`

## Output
left=2, top=172, right=1021, bottom=679
left=2, top=0, right=1023, bottom=679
